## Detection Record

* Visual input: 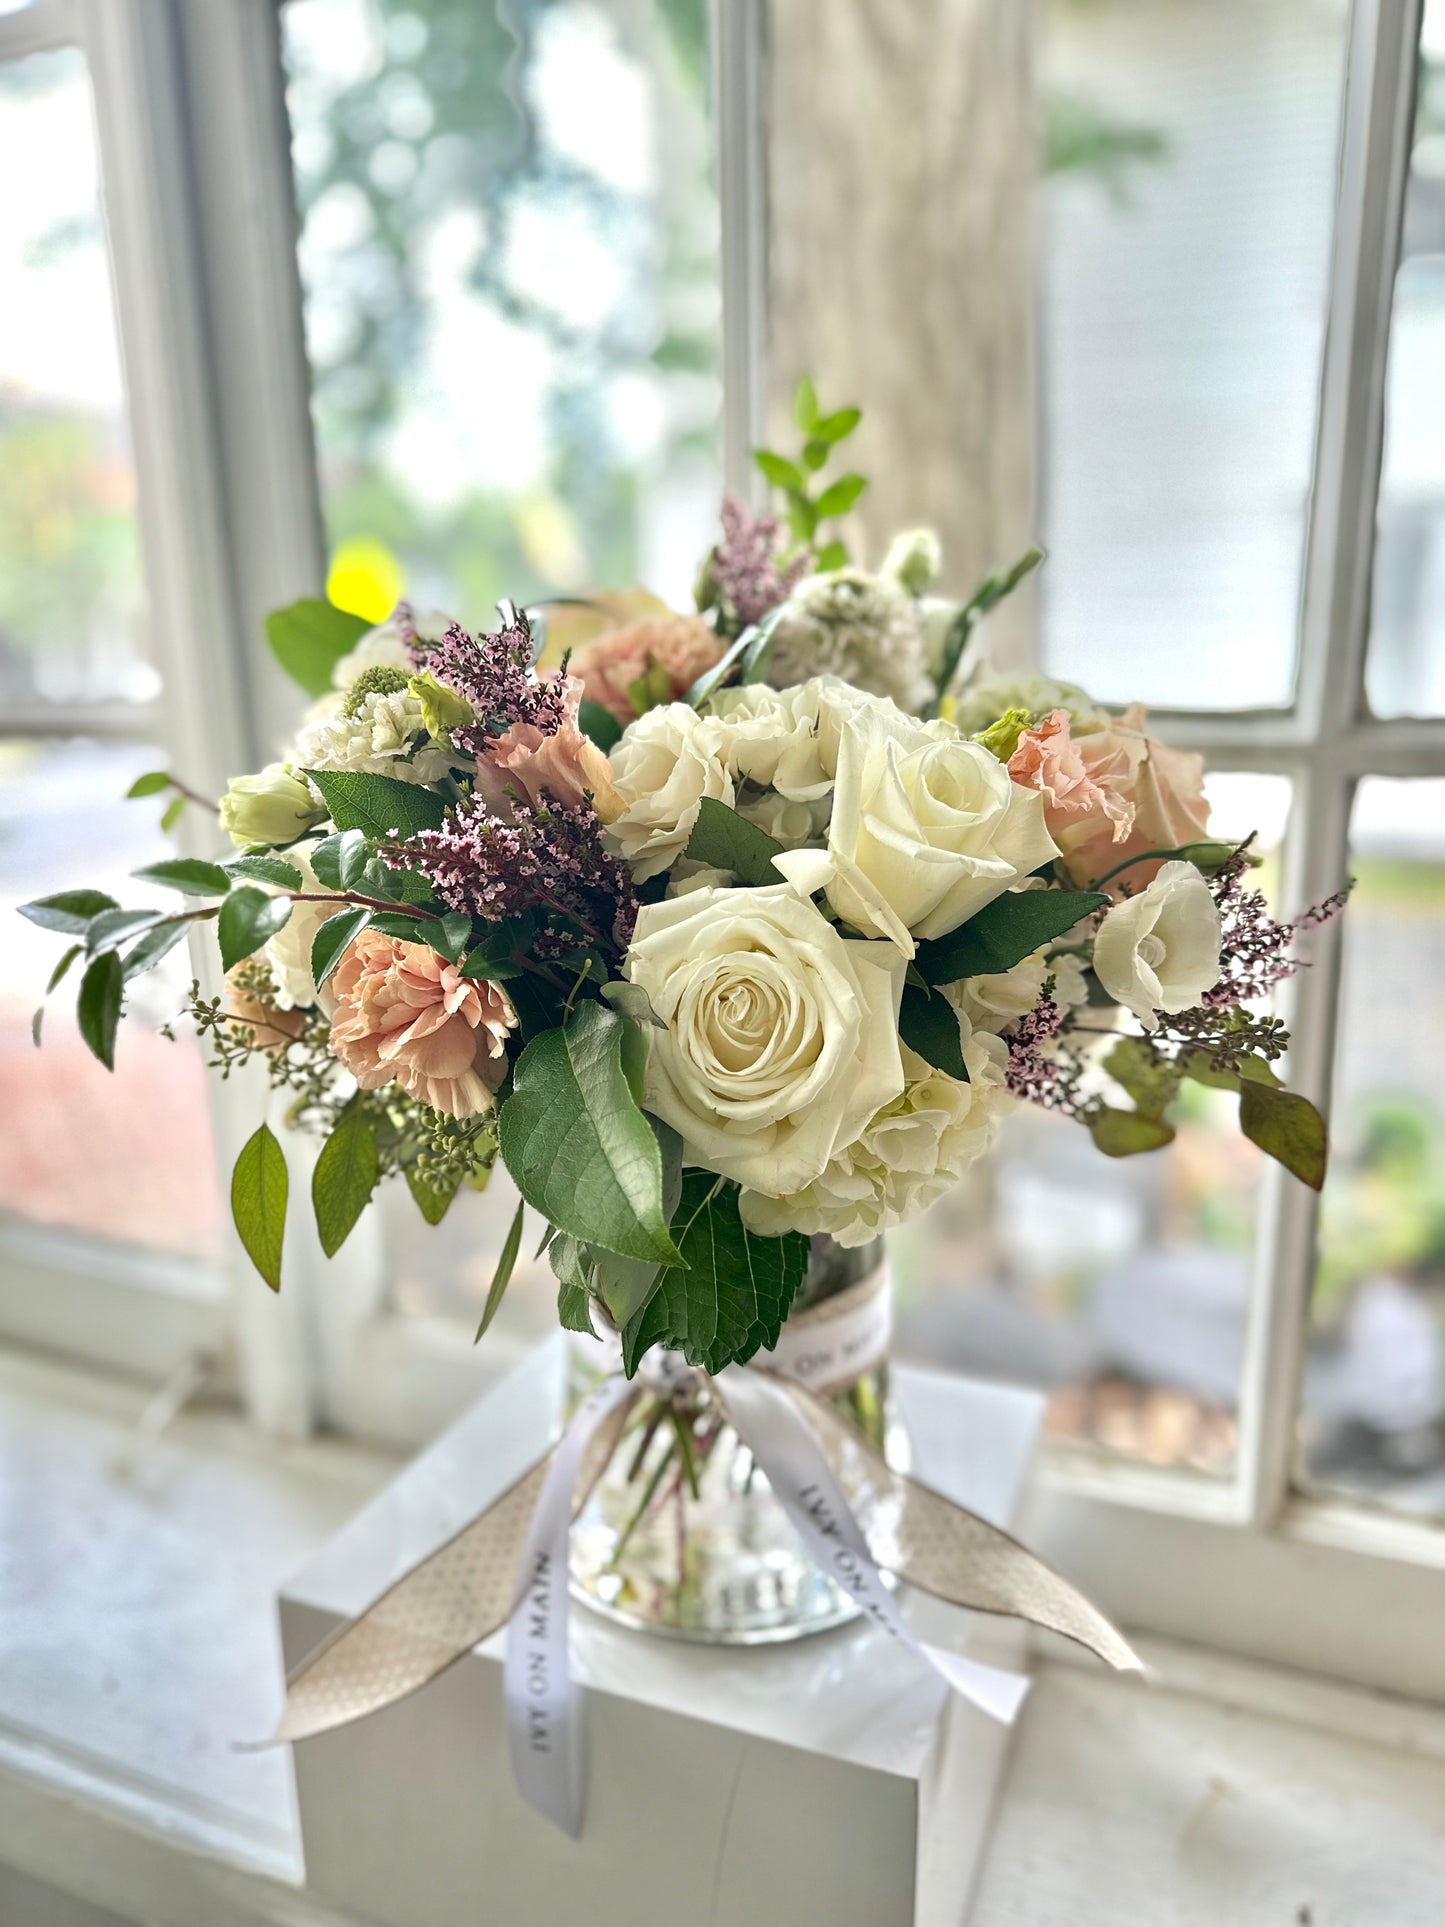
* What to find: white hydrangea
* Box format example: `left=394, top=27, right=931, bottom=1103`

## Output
left=330, top=606, right=456, bottom=691
left=948, top=949, right=1089, bottom=1036
left=292, top=688, right=455, bottom=789
left=738, top=1029, right=1010, bottom=1248
left=950, top=668, right=1103, bottom=740
left=764, top=569, right=932, bottom=713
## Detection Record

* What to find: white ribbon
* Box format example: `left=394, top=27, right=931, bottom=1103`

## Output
left=506, top=1354, right=1029, bottom=1836
left=502, top=1374, right=634, bottom=1837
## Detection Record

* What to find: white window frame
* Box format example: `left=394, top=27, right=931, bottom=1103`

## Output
left=5, top=0, right=1444, bottom=1699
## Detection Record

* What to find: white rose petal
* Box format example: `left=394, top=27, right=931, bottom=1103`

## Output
left=1092, top=860, right=1222, bottom=1029
left=603, top=703, right=734, bottom=882
left=739, top=1032, right=1010, bottom=1246
left=623, top=882, right=906, bottom=1196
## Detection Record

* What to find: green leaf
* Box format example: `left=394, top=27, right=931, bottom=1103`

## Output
left=218, top=885, right=292, bottom=974
left=792, top=375, right=819, bottom=431
left=160, top=796, right=186, bottom=833
left=132, top=857, right=233, bottom=897
left=474, top=1198, right=526, bottom=1342
left=739, top=601, right=789, bottom=684
left=76, top=952, right=123, bottom=1070
left=31, top=1007, right=43, bottom=1047
left=589, top=1118, right=684, bottom=1328
left=1088, top=1106, right=1175, bottom=1158
left=814, top=473, right=867, bottom=519
left=932, top=546, right=1046, bottom=706
left=1239, top=1081, right=1327, bottom=1191
left=753, top=449, right=807, bottom=493
left=231, top=1123, right=288, bottom=1290
left=786, top=494, right=818, bottom=544
left=121, top=920, right=190, bottom=981
left=916, top=889, right=1107, bottom=984
left=18, top=889, right=118, bottom=935
left=126, top=771, right=171, bottom=798
left=311, top=907, right=370, bottom=989
left=626, top=662, right=672, bottom=717
left=683, top=796, right=785, bottom=887
left=265, top=597, right=370, bottom=698
left=86, top=908, right=167, bottom=956
left=312, top=1108, right=379, bottom=1258
left=458, top=948, right=522, bottom=981
left=46, top=944, right=83, bottom=995
left=405, top=1159, right=462, bottom=1226
left=814, top=539, right=848, bottom=572
left=432, top=910, right=472, bottom=963
left=899, top=982, right=969, bottom=1080
left=552, top=1235, right=598, bottom=1335
left=225, top=853, right=304, bottom=889
left=802, top=438, right=829, bottom=472
left=306, top=767, right=450, bottom=839
left=621, top=1175, right=808, bottom=1376
left=683, top=624, right=753, bottom=708
left=578, top=699, right=623, bottom=751
left=1104, top=1037, right=1182, bottom=1121
left=814, top=406, right=861, bottom=443
left=310, top=829, right=368, bottom=892
left=498, top=1001, right=684, bottom=1267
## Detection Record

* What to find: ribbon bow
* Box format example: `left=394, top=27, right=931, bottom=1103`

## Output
left=272, top=1274, right=1141, bottom=1835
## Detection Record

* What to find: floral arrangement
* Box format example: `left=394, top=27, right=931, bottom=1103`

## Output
left=21, top=384, right=1345, bottom=1379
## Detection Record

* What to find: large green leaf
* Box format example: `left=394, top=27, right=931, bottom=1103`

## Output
left=307, top=767, right=450, bottom=839
left=218, top=885, right=292, bottom=974
left=579, top=700, right=623, bottom=750
left=684, top=796, right=785, bottom=887
left=265, top=598, right=370, bottom=698
left=588, top=1119, right=684, bottom=1328
left=621, top=1174, right=808, bottom=1376
left=498, top=1001, right=684, bottom=1267
left=232, top=1122, right=288, bottom=1290
left=86, top=908, right=167, bottom=956
left=18, top=889, right=118, bottom=935
left=814, top=473, right=867, bottom=519
left=224, top=853, right=304, bottom=890
left=1239, top=1081, right=1327, bottom=1191
left=122, top=920, right=190, bottom=981
left=916, top=889, right=1106, bottom=984
left=309, top=828, right=369, bottom=892
left=76, top=952, right=123, bottom=1069
left=312, top=1108, right=379, bottom=1258
left=899, top=981, right=969, bottom=1080
left=1087, top=1106, right=1174, bottom=1158
left=311, top=907, right=370, bottom=990
left=132, top=858, right=232, bottom=897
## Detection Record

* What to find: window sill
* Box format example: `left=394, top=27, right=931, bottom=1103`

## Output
left=2, top=1343, right=1444, bottom=1926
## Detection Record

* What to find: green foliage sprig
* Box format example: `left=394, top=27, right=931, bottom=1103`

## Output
left=753, top=378, right=866, bottom=569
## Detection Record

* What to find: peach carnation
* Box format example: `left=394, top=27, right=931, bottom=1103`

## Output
left=569, top=613, right=726, bottom=724
left=329, top=931, right=515, bottom=1119
left=473, top=672, right=622, bottom=821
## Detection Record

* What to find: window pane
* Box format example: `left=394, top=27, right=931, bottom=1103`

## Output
left=1300, top=779, right=1445, bottom=1512
left=0, top=50, right=154, bottom=712
left=283, top=0, right=720, bottom=620
left=1364, top=4, right=1445, bottom=718
left=893, top=773, right=1292, bottom=1478
left=0, top=740, right=224, bottom=1267
left=1037, top=1, right=1348, bottom=711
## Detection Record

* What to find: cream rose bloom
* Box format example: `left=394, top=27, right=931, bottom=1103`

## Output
left=1092, top=861, right=1222, bottom=1028
left=603, top=703, right=734, bottom=881
left=740, top=1031, right=1009, bottom=1246
left=622, top=882, right=906, bottom=1196
left=776, top=708, right=1058, bottom=951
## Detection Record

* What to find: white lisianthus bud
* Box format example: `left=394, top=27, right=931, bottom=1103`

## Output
left=881, top=527, right=943, bottom=597
left=1092, top=861, right=1222, bottom=1028
left=219, top=763, right=325, bottom=849
left=602, top=703, right=734, bottom=881
left=622, top=882, right=906, bottom=1196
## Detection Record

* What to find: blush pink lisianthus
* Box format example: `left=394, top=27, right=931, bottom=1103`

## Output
left=472, top=672, right=623, bottom=821
left=568, top=613, right=726, bottom=724
left=329, top=931, right=516, bottom=1119
left=1054, top=704, right=1211, bottom=893
left=1007, top=708, right=1132, bottom=849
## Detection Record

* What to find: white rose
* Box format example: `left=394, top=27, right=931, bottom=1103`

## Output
left=710, top=681, right=831, bottom=800
left=776, top=708, right=1058, bottom=951
left=263, top=843, right=342, bottom=1011
left=219, top=763, right=326, bottom=849
left=735, top=789, right=823, bottom=847
left=1092, top=860, right=1221, bottom=1028
left=603, top=703, right=734, bottom=882
left=740, top=1031, right=1009, bottom=1246
left=623, top=882, right=906, bottom=1196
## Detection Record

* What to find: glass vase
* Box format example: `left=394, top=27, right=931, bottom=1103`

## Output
left=566, top=1235, right=903, bottom=1644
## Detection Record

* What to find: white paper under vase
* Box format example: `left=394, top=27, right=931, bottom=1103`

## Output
left=568, top=1234, right=906, bottom=1644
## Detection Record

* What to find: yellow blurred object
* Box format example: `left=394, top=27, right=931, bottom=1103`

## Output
left=536, top=586, right=673, bottom=671
left=326, top=537, right=406, bottom=623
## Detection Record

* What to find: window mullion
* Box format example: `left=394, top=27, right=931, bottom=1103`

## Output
left=712, top=0, right=767, bottom=502
left=1234, top=0, right=1420, bottom=1529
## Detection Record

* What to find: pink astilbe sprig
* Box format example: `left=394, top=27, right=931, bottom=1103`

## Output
left=418, top=610, right=568, bottom=751
left=1202, top=842, right=1351, bottom=1009
left=390, top=793, right=638, bottom=964
left=710, top=493, right=810, bottom=629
